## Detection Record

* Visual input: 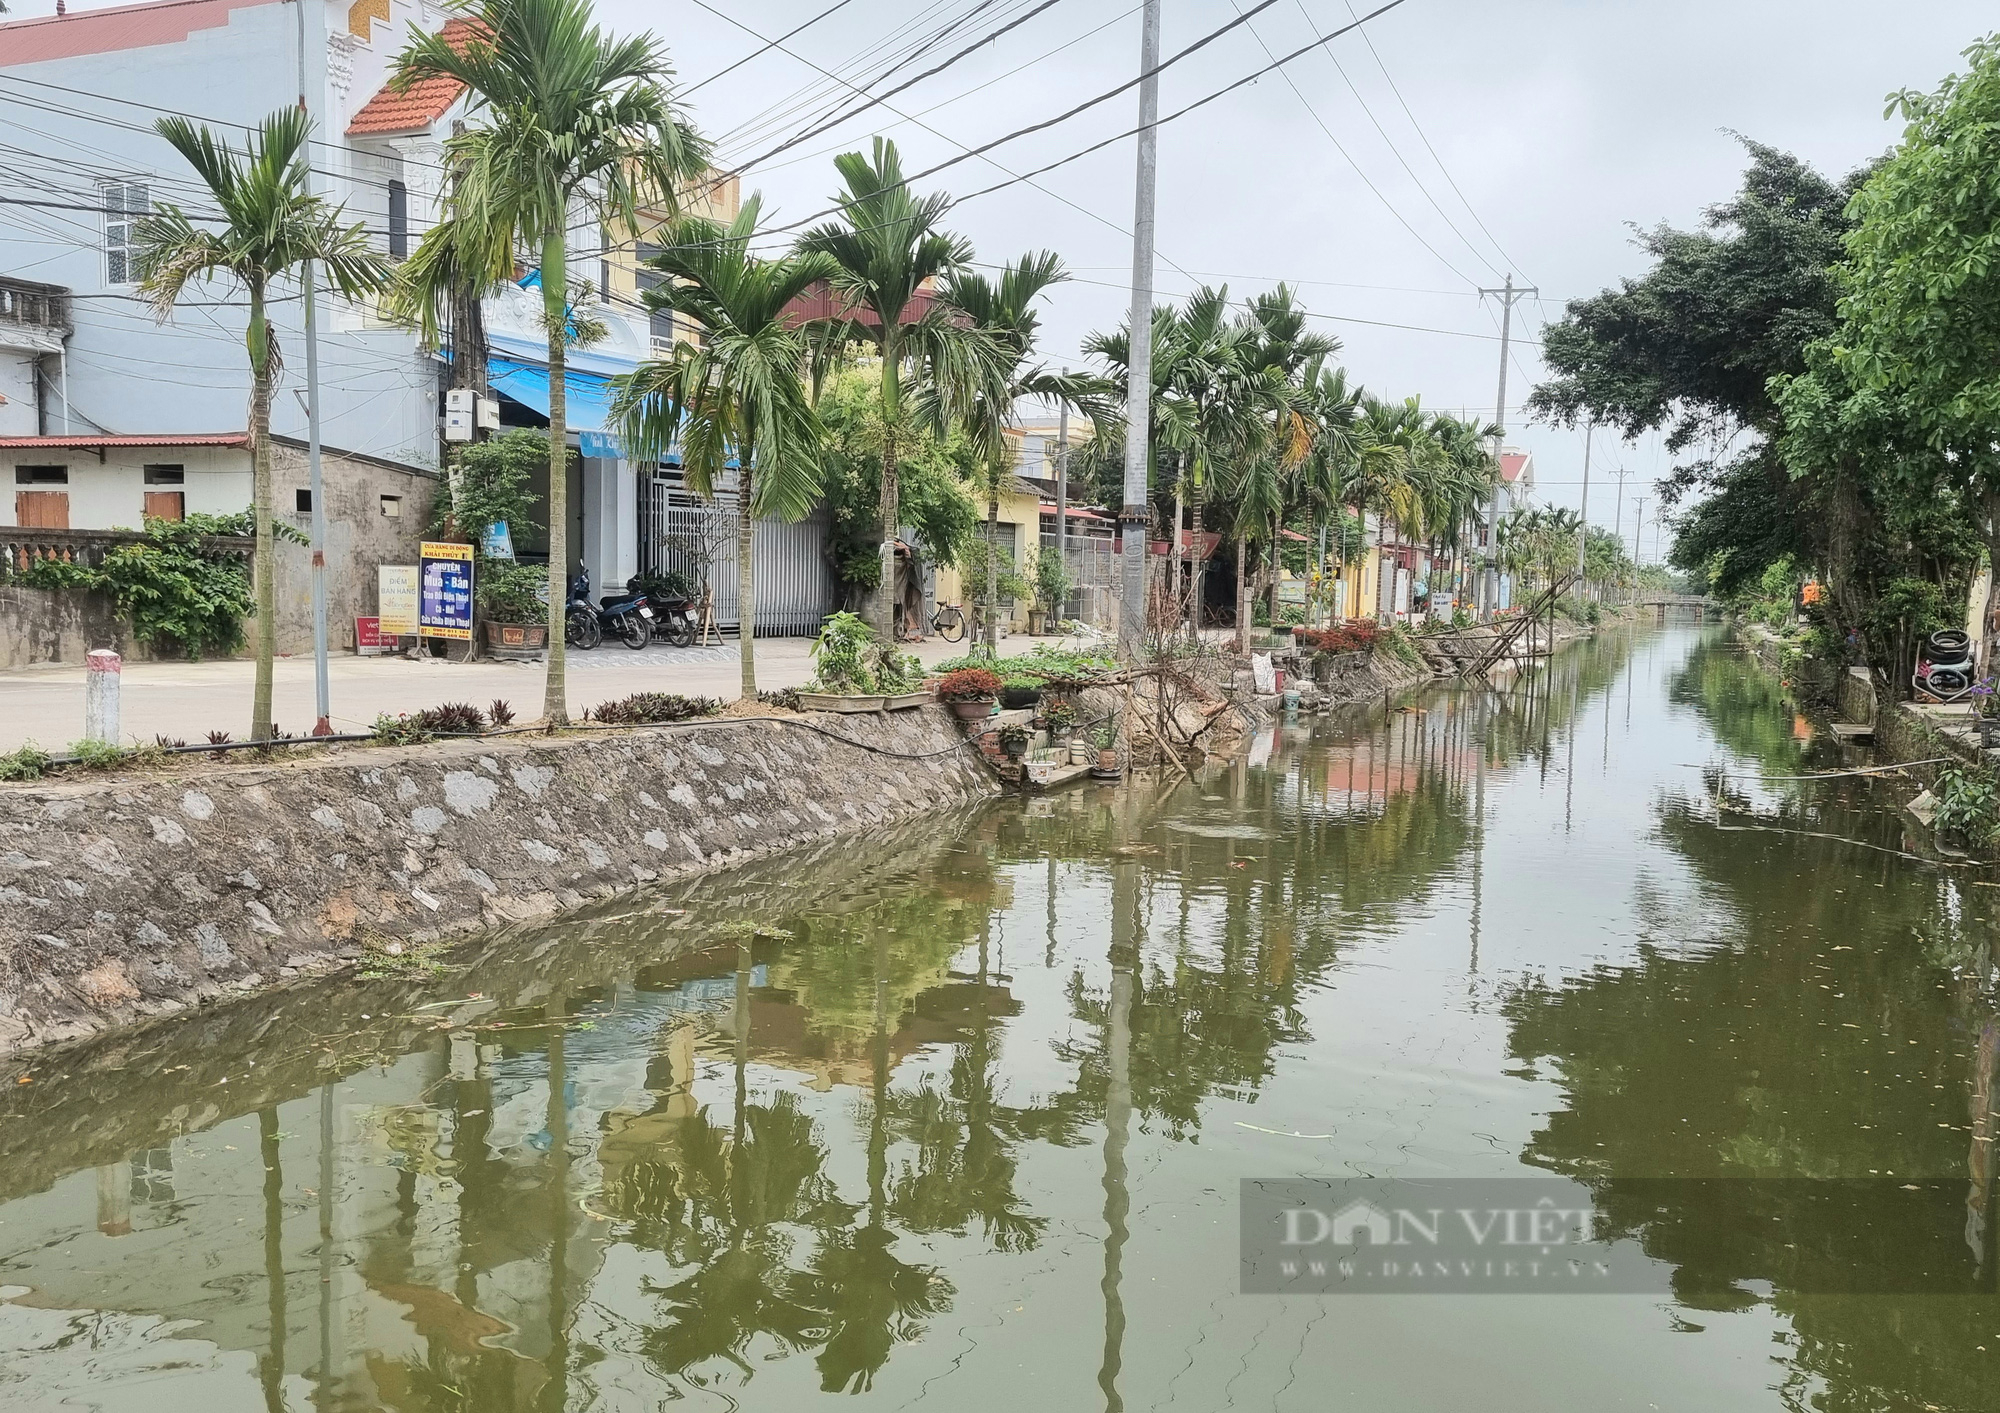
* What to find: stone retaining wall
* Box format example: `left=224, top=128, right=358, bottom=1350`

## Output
left=0, top=706, right=994, bottom=1055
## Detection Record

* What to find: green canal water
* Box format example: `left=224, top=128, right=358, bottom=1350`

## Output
left=4, top=626, right=2000, bottom=1410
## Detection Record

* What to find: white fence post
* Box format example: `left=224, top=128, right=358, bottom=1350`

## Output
left=84, top=648, right=121, bottom=745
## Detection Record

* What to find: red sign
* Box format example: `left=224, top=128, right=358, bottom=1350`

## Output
left=355, top=616, right=386, bottom=654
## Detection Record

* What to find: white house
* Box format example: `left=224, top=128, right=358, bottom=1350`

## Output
left=0, top=0, right=713, bottom=645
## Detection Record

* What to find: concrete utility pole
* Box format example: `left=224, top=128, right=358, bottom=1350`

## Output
left=1117, top=0, right=1162, bottom=659
left=1609, top=465, right=1632, bottom=602
left=1477, top=274, right=1535, bottom=619
left=1575, top=420, right=1593, bottom=590
left=1054, top=402, right=1069, bottom=619
left=296, top=0, right=332, bottom=735
left=1633, top=498, right=1647, bottom=576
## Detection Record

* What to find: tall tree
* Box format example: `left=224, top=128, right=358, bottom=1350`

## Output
left=394, top=0, right=708, bottom=723
left=135, top=108, right=390, bottom=741
left=797, top=139, right=994, bottom=640
left=1527, top=140, right=1863, bottom=603
left=612, top=196, right=838, bottom=697
left=936, top=252, right=1112, bottom=653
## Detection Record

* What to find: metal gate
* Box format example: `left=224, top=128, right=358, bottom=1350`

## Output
left=642, top=476, right=839, bottom=635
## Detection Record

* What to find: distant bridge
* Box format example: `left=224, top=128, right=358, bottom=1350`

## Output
left=1637, top=594, right=1717, bottom=618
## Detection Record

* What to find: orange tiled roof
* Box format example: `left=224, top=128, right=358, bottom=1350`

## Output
left=344, top=17, right=478, bottom=137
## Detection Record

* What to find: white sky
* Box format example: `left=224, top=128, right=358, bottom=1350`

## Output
left=10, top=0, right=1996, bottom=561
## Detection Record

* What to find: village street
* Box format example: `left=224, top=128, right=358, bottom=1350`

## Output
left=0, top=635, right=976, bottom=751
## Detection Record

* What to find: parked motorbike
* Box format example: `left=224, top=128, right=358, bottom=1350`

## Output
left=565, top=569, right=601, bottom=650
left=632, top=578, right=698, bottom=648
left=594, top=573, right=655, bottom=650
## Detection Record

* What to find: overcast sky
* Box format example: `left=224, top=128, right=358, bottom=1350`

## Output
left=14, top=0, right=1998, bottom=559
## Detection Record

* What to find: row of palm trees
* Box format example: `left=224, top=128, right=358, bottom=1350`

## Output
left=130, top=0, right=1524, bottom=735
left=1080, top=285, right=1505, bottom=639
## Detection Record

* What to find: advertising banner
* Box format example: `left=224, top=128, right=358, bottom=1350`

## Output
left=419, top=541, right=475, bottom=641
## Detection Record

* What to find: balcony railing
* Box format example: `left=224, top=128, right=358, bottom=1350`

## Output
left=0, top=278, right=71, bottom=338
left=1, top=527, right=253, bottom=578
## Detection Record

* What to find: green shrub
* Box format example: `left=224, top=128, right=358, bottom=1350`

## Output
left=588, top=692, right=723, bottom=724
left=477, top=561, right=547, bottom=623
left=1932, top=766, right=2000, bottom=850
left=0, top=743, right=52, bottom=781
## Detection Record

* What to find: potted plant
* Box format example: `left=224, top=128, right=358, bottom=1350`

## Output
left=433, top=430, right=546, bottom=658
left=999, top=670, right=1042, bottom=711
left=998, top=722, right=1032, bottom=759
left=1090, top=721, right=1121, bottom=777
left=801, top=611, right=887, bottom=711
left=477, top=561, right=550, bottom=656
left=1030, top=548, right=1071, bottom=637
left=1042, top=697, right=1079, bottom=739
left=938, top=666, right=1003, bottom=721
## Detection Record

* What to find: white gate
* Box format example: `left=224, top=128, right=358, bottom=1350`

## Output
left=642, top=476, right=839, bottom=635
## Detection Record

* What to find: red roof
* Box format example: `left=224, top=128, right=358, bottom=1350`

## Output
left=0, top=0, right=279, bottom=66
left=1499, top=451, right=1531, bottom=484
left=345, top=18, right=479, bottom=136
left=0, top=433, right=247, bottom=449
left=1038, top=503, right=1109, bottom=521
left=780, top=282, right=944, bottom=330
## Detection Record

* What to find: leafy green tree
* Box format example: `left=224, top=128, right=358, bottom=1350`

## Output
left=1528, top=142, right=1864, bottom=602
left=812, top=368, right=981, bottom=599
left=393, top=0, right=708, bottom=723
left=133, top=108, right=390, bottom=739
left=1809, top=34, right=2000, bottom=578
left=613, top=196, right=837, bottom=697
left=797, top=139, right=998, bottom=640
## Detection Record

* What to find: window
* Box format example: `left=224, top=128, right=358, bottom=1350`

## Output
left=380, top=494, right=403, bottom=517
left=102, top=180, right=150, bottom=284
left=14, top=465, right=67, bottom=485
left=295, top=488, right=313, bottom=513
left=635, top=242, right=675, bottom=350
left=387, top=179, right=408, bottom=259
left=142, top=464, right=184, bottom=485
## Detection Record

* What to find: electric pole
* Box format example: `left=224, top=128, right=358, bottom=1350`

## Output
left=1574, top=419, right=1593, bottom=592
left=1633, top=497, right=1647, bottom=580
left=1054, top=400, right=1069, bottom=619
left=296, top=0, right=332, bottom=735
left=1609, top=465, right=1632, bottom=603
left=1117, top=0, right=1162, bottom=659
left=1477, top=274, right=1536, bottom=619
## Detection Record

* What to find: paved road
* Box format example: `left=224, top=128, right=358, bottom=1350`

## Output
left=0, top=634, right=980, bottom=751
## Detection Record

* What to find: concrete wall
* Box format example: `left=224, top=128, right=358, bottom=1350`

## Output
left=0, top=351, right=37, bottom=437
left=0, top=705, right=996, bottom=1054
left=267, top=439, right=437, bottom=651
left=1, top=442, right=250, bottom=529
left=0, top=584, right=175, bottom=671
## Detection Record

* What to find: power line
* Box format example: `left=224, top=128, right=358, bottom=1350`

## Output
left=721, top=0, right=1073, bottom=177
left=682, top=0, right=862, bottom=96
left=1331, top=0, right=1527, bottom=279
left=1226, top=0, right=1476, bottom=287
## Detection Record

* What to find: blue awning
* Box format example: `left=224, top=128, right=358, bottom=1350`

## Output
left=488, top=357, right=620, bottom=448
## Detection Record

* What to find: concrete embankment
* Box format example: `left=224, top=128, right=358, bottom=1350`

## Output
left=0, top=706, right=994, bottom=1055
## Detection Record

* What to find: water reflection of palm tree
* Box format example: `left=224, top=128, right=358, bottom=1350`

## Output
left=798, top=930, right=952, bottom=1394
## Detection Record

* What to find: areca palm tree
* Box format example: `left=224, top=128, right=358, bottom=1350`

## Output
left=393, top=0, right=708, bottom=723
left=611, top=196, right=837, bottom=697
left=134, top=108, right=390, bottom=741
left=797, top=139, right=995, bottom=640
left=936, top=252, right=1112, bottom=653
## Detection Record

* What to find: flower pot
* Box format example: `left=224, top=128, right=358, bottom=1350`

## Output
left=1027, top=608, right=1047, bottom=635
left=482, top=621, right=548, bottom=658
left=1096, top=748, right=1119, bottom=771
left=948, top=697, right=997, bottom=722
left=882, top=690, right=932, bottom=711
left=999, top=686, right=1041, bottom=711
left=1069, top=739, right=1090, bottom=766
left=797, top=692, right=886, bottom=713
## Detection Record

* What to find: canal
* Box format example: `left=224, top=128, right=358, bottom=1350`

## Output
left=2, top=625, right=1996, bottom=1410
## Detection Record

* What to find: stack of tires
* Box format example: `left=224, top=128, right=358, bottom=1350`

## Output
left=1918, top=629, right=1974, bottom=696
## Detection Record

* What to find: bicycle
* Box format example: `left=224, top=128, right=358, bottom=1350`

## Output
left=928, top=601, right=966, bottom=643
